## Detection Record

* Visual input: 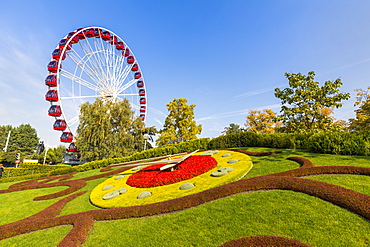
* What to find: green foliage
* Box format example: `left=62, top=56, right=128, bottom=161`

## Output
left=208, top=132, right=259, bottom=149
left=307, top=132, right=369, bottom=155
left=222, top=123, right=243, bottom=135
left=274, top=71, right=350, bottom=133
left=349, top=87, right=370, bottom=131
left=1, top=164, right=71, bottom=179
left=244, top=109, right=281, bottom=133
left=0, top=124, right=40, bottom=165
left=209, top=131, right=369, bottom=156
left=156, top=98, right=202, bottom=146
left=76, top=99, right=155, bottom=161
left=0, top=124, right=39, bottom=154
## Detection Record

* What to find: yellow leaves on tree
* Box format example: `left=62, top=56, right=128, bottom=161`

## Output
left=244, top=109, right=281, bottom=134
left=156, top=98, right=202, bottom=146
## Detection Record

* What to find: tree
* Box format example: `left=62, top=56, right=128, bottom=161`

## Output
left=222, top=123, right=243, bottom=135
left=245, top=109, right=281, bottom=134
left=0, top=124, right=39, bottom=165
left=0, top=124, right=39, bottom=154
left=156, top=98, right=202, bottom=146
left=75, top=98, right=155, bottom=161
left=349, top=88, right=370, bottom=131
left=274, top=71, right=350, bottom=133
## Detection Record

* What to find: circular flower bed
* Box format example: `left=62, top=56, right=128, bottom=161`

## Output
left=126, top=155, right=217, bottom=188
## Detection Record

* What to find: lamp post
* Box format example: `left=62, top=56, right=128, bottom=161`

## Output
left=3, top=130, right=11, bottom=152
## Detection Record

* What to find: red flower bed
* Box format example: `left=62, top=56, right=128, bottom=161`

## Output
left=126, top=155, right=217, bottom=188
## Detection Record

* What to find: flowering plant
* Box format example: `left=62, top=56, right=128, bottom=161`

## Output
left=126, top=155, right=217, bottom=188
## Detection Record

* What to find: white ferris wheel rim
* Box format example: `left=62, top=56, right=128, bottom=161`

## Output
left=49, top=26, right=147, bottom=136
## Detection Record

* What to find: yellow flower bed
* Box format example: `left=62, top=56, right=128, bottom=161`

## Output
left=90, top=150, right=253, bottom=208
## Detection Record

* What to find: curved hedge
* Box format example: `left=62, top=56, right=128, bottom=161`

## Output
left=1, top=150, right=370, bottom=246
left=208, top=131, right=370, bottom=156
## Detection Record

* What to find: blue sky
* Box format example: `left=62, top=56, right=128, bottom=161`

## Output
left=1, top=0, right=370, bottom=147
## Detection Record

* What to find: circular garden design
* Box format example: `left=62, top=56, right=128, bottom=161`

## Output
left=90, top=150, right=253, bottom=208
left=0, top=148, right=370, bottom=247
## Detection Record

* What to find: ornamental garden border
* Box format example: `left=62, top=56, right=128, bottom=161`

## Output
left=0, top=149, right=369, bottom=246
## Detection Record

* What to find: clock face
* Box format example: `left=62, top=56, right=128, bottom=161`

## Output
left=90, top=150, right=253, bottom=208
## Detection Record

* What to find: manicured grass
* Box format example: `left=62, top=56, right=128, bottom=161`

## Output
left=0, top=225, right=72, bottom=247
left=0, top=148, right=370, bottom=247
left=58, top=178, right=106, bottom=216
left=0, top=187, right=68, bottom=225
left=84, top=190, right=370, bottom=247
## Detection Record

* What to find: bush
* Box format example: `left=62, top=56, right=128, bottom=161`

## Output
left=48, top=167, right=77, bottom=176
left=307, top=132, right=369, bottom=155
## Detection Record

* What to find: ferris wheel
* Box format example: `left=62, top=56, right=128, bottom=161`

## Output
left=44, top=27, right=147, bottom=149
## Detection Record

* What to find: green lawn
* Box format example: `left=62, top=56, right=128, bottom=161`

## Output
left=0, top=147, right=369, bottom=247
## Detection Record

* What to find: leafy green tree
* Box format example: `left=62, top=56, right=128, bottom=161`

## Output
left=274, top=71, right=350, bottom=133
left=0, top=124, right=39, bottom=165
left=75, top=98, right=155, bottom=161
left=349, top=88, right=370, bottom=131
left=13, top=124, right=39, bottom=155
left=38, top=145, right=66, bottom=164
left=222, top=123, right=243, bottom=135
left=156, top=98, right=202, bottom=146
left=245, top=109, right=282, bottom=134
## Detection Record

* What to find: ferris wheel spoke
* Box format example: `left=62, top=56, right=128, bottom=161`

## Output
left=117, top=93, right=139, bottom=96
left=82, top=38, right=108, bottom=81
left=66, top=49, right=102, bottom=84
left=117, top=78, right=137, bottom=94
left=60, top=95, right=99, bottom=100
left=67, top=115, right=79, bottom=128
left=60, top=70, right=100, bottom=92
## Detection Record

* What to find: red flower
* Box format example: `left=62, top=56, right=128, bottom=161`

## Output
left=126, top=155, right=217, bottom=188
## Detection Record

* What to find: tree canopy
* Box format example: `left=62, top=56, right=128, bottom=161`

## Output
left=349, top=87, right=370, bottom=131
left=244, top=109, right=281, bottom=134
left=274, top=71, right=350, bottom=133
left=156, top=98, right=202, bottom=146
left=222, top=123, right=243, bottom=135
left=75, top=99, right=155, bottom=161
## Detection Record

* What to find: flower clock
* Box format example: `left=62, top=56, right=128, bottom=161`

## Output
left=90, top=150, right=253, bottom=208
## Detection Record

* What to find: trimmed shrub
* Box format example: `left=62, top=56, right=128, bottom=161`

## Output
left=307, top=132, right=369, bottom=155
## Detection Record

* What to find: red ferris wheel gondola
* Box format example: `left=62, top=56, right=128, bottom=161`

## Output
left=131, top=64, right=139, bottom=71
left=101, top=31, right=111, bottom=41
left=59, top=39, right=72, bottom=50
left=60, top=132, right=73, bottom=143
left=139, top=89, right=145, bottom=96
left=116, top=41, right=125, bottom=50
left=53, top=119, right=67, bottom=131
left=122, top=49, right=130, bottom=57
left=52, top=49, right=66, bottom=60
left=110, top=35, right=118, bottom=45
left=45, top=90, right=58, bottom=102
left=93, top=28, right=102, bottom=38
left=67, top=32, right=79, bottom=44
left=137, top=80, right=144, bottom=87
left=127, top=56, right=135, bottom=64
left=134, top=72, right=142, bottom=79
left=67, top=142, right=79, bottom=152
left=85, top=28, right=95, bottom=37
left=48, top=105, right=62, bottom=117
left=45, top=75, right=57, bottom=87
left=140, top=105, right=146, bottom=113
left=47, top=60, right=61, bottom=73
